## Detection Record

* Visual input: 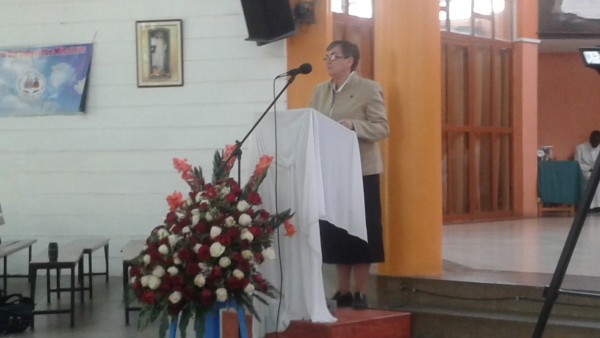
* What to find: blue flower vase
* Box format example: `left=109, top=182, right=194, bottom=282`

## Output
left=168, top=301, right=248, bottom=338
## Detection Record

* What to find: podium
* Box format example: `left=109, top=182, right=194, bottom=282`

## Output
left=247, top=109, right=367, bottom=337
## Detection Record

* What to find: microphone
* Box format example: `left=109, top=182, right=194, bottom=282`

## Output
left=276, top=63, right=312, bottom=78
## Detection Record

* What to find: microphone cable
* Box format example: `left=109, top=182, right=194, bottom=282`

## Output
left=271, top=74, right=283, bottom=338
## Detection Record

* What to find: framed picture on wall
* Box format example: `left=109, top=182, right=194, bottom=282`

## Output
left=135, top=19, right=183, bottom=87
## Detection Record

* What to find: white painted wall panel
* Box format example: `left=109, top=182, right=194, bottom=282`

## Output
left=0, top=0, right=292, bottom=275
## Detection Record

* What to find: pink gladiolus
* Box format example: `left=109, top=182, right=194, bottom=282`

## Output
left=253, top=155, right=273, bottom=177
left=173, top=158, right=192, bottom=174
left=167, top=191, right=184, bottom=212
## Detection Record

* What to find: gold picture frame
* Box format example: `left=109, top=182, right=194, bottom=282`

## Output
left=135, top=19, right=183, bottom=87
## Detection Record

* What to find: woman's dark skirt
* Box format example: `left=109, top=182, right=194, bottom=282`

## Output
left=320, top=174, right=384, bottom=264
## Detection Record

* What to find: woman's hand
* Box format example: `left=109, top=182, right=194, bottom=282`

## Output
left=339, top=119, right=354, bottom=130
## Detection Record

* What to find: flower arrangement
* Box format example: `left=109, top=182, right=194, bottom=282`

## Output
left=127, top=147, right=295, bottom=338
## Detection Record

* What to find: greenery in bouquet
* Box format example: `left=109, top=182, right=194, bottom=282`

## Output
left=127, top=146, right=295, bottom=337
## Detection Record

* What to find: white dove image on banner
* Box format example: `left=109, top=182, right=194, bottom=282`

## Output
left=0, top=43, right=93, bottom=117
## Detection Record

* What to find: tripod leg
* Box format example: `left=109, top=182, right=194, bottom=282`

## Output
left=532, top=158, right=600, bottom=338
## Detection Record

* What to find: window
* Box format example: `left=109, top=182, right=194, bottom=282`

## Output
left=332, top=0, right=373, bottom=19
left=439, top=0, right=511, bottom=41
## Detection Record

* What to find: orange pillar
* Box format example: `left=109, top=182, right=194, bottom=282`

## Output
left=287, top=0, right=332, bottom=109
left=375, top=0, right=442, bottom=276
left=513, top=0, right=539, bottom=217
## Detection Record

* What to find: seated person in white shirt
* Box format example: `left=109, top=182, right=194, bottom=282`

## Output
left=575, top=130, right=600, bottom=210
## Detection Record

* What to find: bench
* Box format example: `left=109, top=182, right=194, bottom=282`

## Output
left=0, top=239, right=36, bottom=296
left=52, top=238, right=110, bottom=301
left=122, top=239, right=145, bottom=325
left=28, top=245, right=86, bottom=328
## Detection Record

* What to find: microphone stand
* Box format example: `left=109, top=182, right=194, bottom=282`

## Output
left=226, top=74, right=298, bottom=183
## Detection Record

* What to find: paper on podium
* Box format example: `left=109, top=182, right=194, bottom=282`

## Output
left=247, top=108, right=366, bottom=337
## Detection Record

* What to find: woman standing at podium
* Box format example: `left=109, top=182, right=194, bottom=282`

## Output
left=309, top=40, right=389, bottom=310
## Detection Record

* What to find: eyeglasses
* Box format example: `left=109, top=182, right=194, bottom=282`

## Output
left=323, top=54, right=349, bottom=62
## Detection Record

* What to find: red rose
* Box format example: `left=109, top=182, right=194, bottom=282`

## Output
left=254, top=252, right=264, bottom=264
left=140, top=290, right=156, bottom=304
left=225, top=193, right=237, bottom=204
left=217, top=235, right=231, bottom=246
left=198, top=203, right=209, bottom=212
left=131, top=280, right=141, bottom=290
left=171, top=276, right=185, bottom=289
left=185, top=263, right=199, bottom=277
left=178, top=248, right=192, bottom=262
left=248, top=226, right=261, bottom=239
left=165, top=212, right=178, bottom=224
left=200, top=289, right=213, bottom=306
left=204, top=185, right=217, bottom=199
left=246, top=191, right=262, bottom=205
left=194, top=222, right=207, bottom=234
left=170, top=225, right=182, bottom=234
left=211, top=266, right=222, bottom=279
left=168, top=303, right=182, bottom=316
left=197, top=245, right=210, bottom=261
left=129, top=266, right=141, bottom=277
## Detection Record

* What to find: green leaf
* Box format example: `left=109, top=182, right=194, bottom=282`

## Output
left=179, top=308, right=191, bottom=338
left=159, top=313, right=170, bottom=338
left=194, top=315, right=206, bottom=338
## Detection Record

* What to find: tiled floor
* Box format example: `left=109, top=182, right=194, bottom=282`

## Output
left=9, top=213, right=600, bottom=337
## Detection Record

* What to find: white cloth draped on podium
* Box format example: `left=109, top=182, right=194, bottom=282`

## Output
left=247, top=108, right=366, bottom=337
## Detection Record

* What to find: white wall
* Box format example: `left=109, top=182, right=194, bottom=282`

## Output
left=0, top=0, right=290, bottom=275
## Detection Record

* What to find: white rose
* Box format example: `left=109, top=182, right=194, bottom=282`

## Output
left=244, top=283, right=255, bottom=295
left=194, top=243, right=202, bottom=253
left=195, top=192, right=202, bottom=203
left=194, top=274, right=206, bottom=287
left=209, top=242, right=226, bottom=258
left=197, top=262, right=207, bottom=271
left=130, top=276, right=137, bottom=285
left=167, top=266, right=179, bottom=275
left=240, top=229, right=254, bottom=242
left=182, top=226, right=191, bottom=234
left=237, top=200, right=250, bottom=212
left=210, top=226, right=222, bottom=239
left=224, top=216, right=236, bottom=228
left=233, top=269, right=244, bottom=280
left=168, top=234, right=180, bottom=247
left=185, top=197, right=193, bottom=207
left=216, top=288, right=228, bottom=302
left=221, top=186, right=231, bottom=196
left=173, top=254, right=182, bottom=265
left=262, top=247, right=276, bottom=260
left=142, top=254, right=151, bottom=265
left=157, top=228, right=169, bottom=238
left=219, top=257, right=231, bottom=268
left=238, top=213, right=252, bottom=226
left=158, top=244, right=169, bottom=255
left=205, top=212, right=213, bottom=222
left=175, top=211, right=186, bottom=220
left=140, top=275, right=150, bottom=287
left=241, top=250, right=253, bottom=260
left=148, top=275, right=161, bottom=290
left=169, top=291, right=182, bottom=304
left=192, top=214, right=200, bottom=226
left=152, top=266, right=166, bottom=278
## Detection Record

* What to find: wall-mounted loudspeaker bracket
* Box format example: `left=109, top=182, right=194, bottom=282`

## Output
left=294, top=1, right=315, bottom=25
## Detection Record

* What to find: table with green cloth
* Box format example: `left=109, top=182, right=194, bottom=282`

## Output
left=538, top=161, right=585, bottom=206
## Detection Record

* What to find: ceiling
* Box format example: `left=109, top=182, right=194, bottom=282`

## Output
left=539, top=38, right=600, bottom=53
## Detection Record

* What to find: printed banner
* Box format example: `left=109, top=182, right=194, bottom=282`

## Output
left=0, top=43, right=93, bottom=117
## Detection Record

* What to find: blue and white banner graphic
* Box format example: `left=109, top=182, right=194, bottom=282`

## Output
left=0, top=43, right=93, bottom=117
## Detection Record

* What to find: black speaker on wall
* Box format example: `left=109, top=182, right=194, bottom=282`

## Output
left=240, top=0, right=297, bottom=46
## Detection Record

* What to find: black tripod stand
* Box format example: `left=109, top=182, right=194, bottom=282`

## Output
left=532, top=153, right=600, bottom=337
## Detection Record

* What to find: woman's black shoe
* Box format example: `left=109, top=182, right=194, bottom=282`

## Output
left=332, top=291, right=353, bottom=307
left=352, top=292, right=368, bottom=310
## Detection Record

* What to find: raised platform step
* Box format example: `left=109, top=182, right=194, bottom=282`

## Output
left=265, top=309, right=411, bottom=338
